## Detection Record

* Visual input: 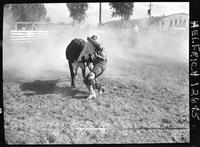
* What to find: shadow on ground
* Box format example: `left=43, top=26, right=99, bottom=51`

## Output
left=20, top=80, right=87, bottom=99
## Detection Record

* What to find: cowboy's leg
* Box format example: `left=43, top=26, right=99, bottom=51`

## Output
left=91, top=64, right=106, bottom=93
left=84, top=63, right=107, bottom=99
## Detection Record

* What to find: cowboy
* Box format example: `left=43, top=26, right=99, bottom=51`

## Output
left=84, top=35, right=107, bottom=99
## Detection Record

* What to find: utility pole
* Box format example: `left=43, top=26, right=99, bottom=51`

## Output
left=149, top=2, right=152, bottom=19
left=99, top=2, right=102, bottom=25
left=148, top=2, right=153, bottom=26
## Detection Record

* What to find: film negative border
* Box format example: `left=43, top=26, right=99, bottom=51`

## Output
left=0, top=0, right=5, bottom=145
left=190, top=0, right=200, bottom=145
left=0, top=0, right=200, bottom=146
left=190, top=20, right=200, bottom=144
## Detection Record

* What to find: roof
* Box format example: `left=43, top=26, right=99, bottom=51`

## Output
left=149, top=13, right=189, bottom=25
left=161, top=13, right=189, bottom=19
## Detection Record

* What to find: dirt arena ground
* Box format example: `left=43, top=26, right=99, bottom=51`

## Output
left=3, top=27, right=189, bottom=144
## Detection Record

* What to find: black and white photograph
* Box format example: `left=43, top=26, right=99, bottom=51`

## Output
left=2, top=1, right=190, bottom=144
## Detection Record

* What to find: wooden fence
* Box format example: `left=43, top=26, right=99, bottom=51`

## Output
left=10, top=30, right=49, bottom=43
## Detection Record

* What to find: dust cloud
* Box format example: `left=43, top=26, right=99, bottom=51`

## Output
left=3, top=14, right=189, bottom=80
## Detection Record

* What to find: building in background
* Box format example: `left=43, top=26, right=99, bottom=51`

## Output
left=149, top=13, right=189, bottom=31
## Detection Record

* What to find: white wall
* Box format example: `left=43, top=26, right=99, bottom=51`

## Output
left=158, top=14, right=189, bottom=30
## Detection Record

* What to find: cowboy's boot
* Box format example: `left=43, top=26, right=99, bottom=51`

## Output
left=95, top=83, right=106, bottom=94
left=99, top=86, right=106, bottom=94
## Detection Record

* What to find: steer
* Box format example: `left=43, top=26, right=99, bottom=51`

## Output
left=66, top=39, right=86, bottom=88
left=66, top=37, right=97, bottom=88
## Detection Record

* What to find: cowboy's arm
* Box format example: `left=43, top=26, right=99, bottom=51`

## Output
left=94, top=51, right=106, bottom=60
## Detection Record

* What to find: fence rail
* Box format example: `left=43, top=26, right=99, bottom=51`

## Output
left=10, top=30, right=49, bottom=43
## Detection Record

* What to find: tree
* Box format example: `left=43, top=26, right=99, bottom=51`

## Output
left=11, top=4, right=47, bottom=22
left=3, top=4, right=14, bottom=39
left=3, top=4, right=13, bottom=22
left=4, top=4, right=47, bottom=22
left=66, top=3, right=88, bottom=23
left=109, top=2, right=134, bottom=21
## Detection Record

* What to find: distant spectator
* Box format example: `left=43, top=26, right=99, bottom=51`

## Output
left=134, top=24, right=140, bottom=33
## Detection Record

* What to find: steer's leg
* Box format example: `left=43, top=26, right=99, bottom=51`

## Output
left=80, top=62, right=86, bottom=79
left=68, top=61, right=76, bottom=88
left=74, top=63, right=79, bottom=80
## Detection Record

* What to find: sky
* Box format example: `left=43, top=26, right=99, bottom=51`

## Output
left=44, top=2, right=189, bottom=25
